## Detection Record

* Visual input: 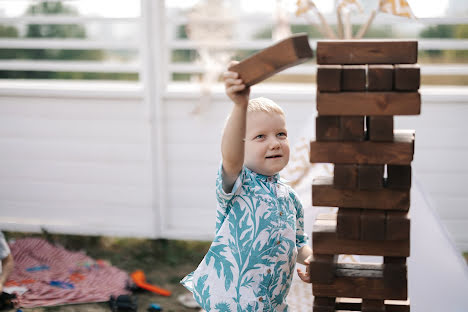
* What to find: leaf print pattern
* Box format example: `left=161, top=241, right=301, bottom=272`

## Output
left=181, top=165, right=309, bottom=311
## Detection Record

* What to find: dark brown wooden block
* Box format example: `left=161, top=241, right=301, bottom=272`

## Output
left=362, top=299, right=385, bottom=312
left=386, top=211, right=410, bottom=241
left=367, top=116, right=394, bottom=142
left=228, top=33, right=313, bottom=87
left=317, top=65, right=342, bottom=92
left=337, top=208, right=361, bottom=240
left=341, top=116, right=365, bottom=141
left=316, top=116, right=340, bottom=141
left=317, top=92, right=421, bottom=116
left=336, top=298, right=410, bottom=312
left=312, top=266, right=408, bottom=299
left=317, top=40, right=417, bottom=65
left=394, top=64, right=420, bottom=91
left=358, top=164, right=384, bottom=190
left=309, top=254, right=338, bottom=284
left=387, top=165, right=412, bottom=189
left=313, top=219, right=410, bottom=257
left=342, top=65, right=366, bottom=91
left=313, top=297, right=336, bottom=312
left=310, top=130, right=415, bottom=165
left=361, top=210, right=386, bottom=241
left=334, top=164, right=358, bottom=189
left=384, top=257, right=407, bottom=289
left=368, top=65, right=394, bottom=91
left=313, top=177, right=410, bottom=211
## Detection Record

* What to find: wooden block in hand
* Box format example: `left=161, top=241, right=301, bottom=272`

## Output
left=386, top=164, right=412, bottom=189
left=337, top=208, right=361, bottom=240
left=341, top=116, right=365, bottom=141
left=362, top=299, right=385, bottom=312
left=358, top=164, right=384, bottom=190
left=342, top=65, right=366, bottom=91
left=384, top=257, right=407, bottom=289
left=313, top=177, right=410, bottom=211
left=395, top=64, right=420, bottom=91
left=336, top=298, right=410, bottom=312
left=228, top=33, right=313, bottom=87
left=313, top=219, right=410, bottom=257
left=312, top=260, right=407, bottom=299
left=334, top=164, right=358, bottom=189
left=386, top=211, right=410, bottom=241
left=309, top=254, right=338, bottom=284
left=317, top=40, right=417, bottom=65
left=313, top=297, right=336, bottom=312
left=368, top=65, right=394, bottom=91
left=317, top=92, right=421, bottom=116
left=317, top=65, right=342, bottom=92
left=310, top=130, right=415, bottom=165
left=316, top=116, right=340, bottom=141
left=361, top=210, right=386, bottom=241
left=367, top=116, right=394, bottom=142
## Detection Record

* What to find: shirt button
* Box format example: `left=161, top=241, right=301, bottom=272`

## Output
left=267, top=269, right=271, bottom=274
left=276, top=240, right=281, bottom=245
left=279, top=212, right=283, bottom=216
left=259, top=297, right=263, bottom=302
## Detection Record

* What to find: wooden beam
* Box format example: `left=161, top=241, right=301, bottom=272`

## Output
left=334, top=164, right=359, bottom=189
left=386, top=211, right=410, bottom=241
left=367, top=116, right=394, bottom=142
left=316, top=116, right=341, bottom=141
left=337, top=208, right=361, bottom=240
left=394, top=64, right=420, bottom=91
left=309, top=254, right=338, bottom=284
left=317, top=92, right=421, bottom=116
left=384, top=257, right=407, bottom=289
left=228, top=33, right=313, bottom=87
left=313, top=297, right=336, bottom=312
left=358, top=164, right=384, bottom=190
left=313, top=219, right=410, bottom=257
left=317, top=40, right=417, bottom=65
left=317, top=65, right=342, bottom=92
left=362, top=299, right=386, bottom=312
left=342, top=65, right=366, bottom=91
left=341, top=116, right=365, bottom=141
left=312, top=177, right=410, bottom=211
left=386, top=164, right=412, bottom=189
left=336, top=298, right=410, bottom=312
left=368, top=65, right=394, bottom=91
left=310, top=130, right=415, bottom=165
left=361, top=210, right=386, bottom=241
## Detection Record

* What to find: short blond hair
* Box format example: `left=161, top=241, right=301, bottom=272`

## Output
left=247, top=97, right=285, bottom=116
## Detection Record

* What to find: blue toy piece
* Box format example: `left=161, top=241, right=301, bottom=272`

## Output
left=147, top=303, right=162, bottom=311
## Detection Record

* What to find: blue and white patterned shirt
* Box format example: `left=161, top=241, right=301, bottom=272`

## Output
left=181, top=164, right=308, bottom=312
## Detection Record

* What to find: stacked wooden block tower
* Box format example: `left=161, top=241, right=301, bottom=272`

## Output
left=309, top=40, right=421, bottom=312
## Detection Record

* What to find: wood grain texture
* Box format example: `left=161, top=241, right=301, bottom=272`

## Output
left=334, top=164, right=359, bottom=189
left=358, top=164, right=384, bottom=190
left=386, top=211, right=410, bottom=241
left=312, top=176, right=410, bottom=211
left=316, top=116, right=341, bottom=141
left=386, top=164, right=412, bottom=189
left=317, top=92, right=421, bottom=116
left=342, top=65, right=367, bottom=91
left=341, top=116, right=365, bottom=141
left=310, top=130, right=415, bottom=165
left=317, top=65, right=342, bottom=92
left=313, top=219, right=410, bottom=257
left=337, top=208, right=361, bottom=240
left=368, top=65, right=394, bottom=91
left=309, top=254, right=338, bottom=284
left=228, top=33, right=313, bottom=86
left=335, top=299, right=410, bottom=312
left=361, top=210, right=386, bottom=241
left=394, top=64, right=420, bottom=91
left=317, top=40, right=417, bottom=65
left=367, top=116, right=394, bottom=142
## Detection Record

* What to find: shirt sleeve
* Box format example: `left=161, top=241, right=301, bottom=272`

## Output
left=0, top=232, right=11, bottom=260
left=215, top=163, right=244, bottom=232
left=290, top=190, right=309, bottom=249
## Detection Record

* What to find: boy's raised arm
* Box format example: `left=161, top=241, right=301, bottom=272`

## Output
left=221, top=62, right=250, bottom=193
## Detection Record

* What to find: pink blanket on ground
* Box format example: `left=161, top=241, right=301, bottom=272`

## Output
left=6, top=238, right=130, bottom=308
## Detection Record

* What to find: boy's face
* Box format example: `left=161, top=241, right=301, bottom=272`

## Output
left=244, top=111, right=290, bottom=176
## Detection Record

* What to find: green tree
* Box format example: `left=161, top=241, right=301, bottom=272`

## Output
left=419, top=24, right=455, bottom=57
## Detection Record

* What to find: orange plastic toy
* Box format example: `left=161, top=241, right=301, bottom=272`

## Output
left=130, top=270, right=171, bottom=297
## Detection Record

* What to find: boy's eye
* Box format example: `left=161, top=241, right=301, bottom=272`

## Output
left=277, top=132, right=287, bottom=137
left=255, top=134, right=265, bottom=139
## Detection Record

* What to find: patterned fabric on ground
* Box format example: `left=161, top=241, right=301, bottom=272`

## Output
left=5, top=238, right=129, bottom=308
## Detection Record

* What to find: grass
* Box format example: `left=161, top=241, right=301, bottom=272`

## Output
left=4, top=231, right=211, bottom=312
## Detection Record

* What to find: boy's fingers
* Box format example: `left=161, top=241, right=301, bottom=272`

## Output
left=228, top=84, right=245, bottom=93
left=224, top=78, right=242, bottom=86
left=228, top=60, right=239, bottom=67
left=223, top=71, right=239, bottom=79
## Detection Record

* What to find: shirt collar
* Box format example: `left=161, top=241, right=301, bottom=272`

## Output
left=245, top=166, right=280, bottom=183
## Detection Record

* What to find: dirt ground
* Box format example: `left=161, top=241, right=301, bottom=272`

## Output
left=3, top=232, right=211, bottom=312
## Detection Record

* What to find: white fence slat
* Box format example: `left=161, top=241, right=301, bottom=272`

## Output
left=0, top=60, right=139, bottom=73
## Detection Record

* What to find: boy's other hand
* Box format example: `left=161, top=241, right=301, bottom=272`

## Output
left=297, top=255, right=312, bottom=283
left=224, top=61, right=250, bottom=107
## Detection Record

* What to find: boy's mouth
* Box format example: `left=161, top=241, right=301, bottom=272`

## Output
left=265, top=155, right=282, bottom=159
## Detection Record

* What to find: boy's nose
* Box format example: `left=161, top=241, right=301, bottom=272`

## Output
left=269, top=138, right=281, bottom=149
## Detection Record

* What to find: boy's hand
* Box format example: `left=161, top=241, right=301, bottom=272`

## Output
left=224, top=61, right=250, bottom=107
left=297, top=255, right=313, bottom=283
